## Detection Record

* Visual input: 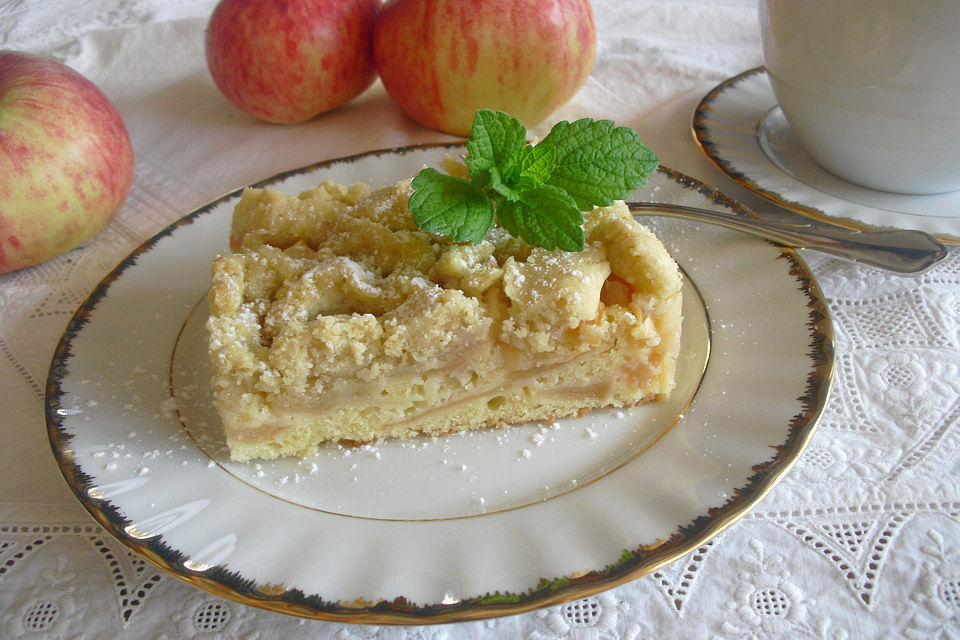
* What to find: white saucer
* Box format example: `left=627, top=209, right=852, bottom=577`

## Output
left=693, top=67, right=960, bottom=244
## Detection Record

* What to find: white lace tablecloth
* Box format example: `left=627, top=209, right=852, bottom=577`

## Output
left=3, top=1, right=959, bottom=638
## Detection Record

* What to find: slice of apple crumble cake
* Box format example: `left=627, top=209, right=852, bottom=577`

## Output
left=208, top=176, right=682, bottom=461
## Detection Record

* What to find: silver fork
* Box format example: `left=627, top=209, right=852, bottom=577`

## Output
left=627, top=202, right=948, bottom=274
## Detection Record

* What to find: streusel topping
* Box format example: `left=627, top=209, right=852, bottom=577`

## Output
left=211, top=178, right=679, bottom=396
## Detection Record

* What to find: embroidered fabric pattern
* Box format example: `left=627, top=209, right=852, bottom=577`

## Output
left=1, top=1, right=958, bottom=638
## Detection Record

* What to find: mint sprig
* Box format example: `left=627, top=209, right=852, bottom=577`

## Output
left=410, top=109, right=658, bottom=252
left=409, top=169, right=493, bottom=245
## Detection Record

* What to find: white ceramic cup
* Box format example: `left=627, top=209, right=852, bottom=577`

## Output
left=759, top=0, right=960, bottom=194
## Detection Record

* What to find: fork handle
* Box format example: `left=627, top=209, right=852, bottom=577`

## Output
left=627, top=202, right=948, bottom=274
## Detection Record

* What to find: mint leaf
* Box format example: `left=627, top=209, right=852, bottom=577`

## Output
left=465, top=109, right=525, bottom=189
left=516, top=144, right=556, bottom=191
left=408, top=109, right=658, bottom=253
left=495, top=199, right=524, bottom=240
left=538, top=118, right=659, bottom=210
left=409, top=168, right=494, bottom=244
left=498, top=185, right=584, bottom=252
left=489, top=167, right=521, bottom=202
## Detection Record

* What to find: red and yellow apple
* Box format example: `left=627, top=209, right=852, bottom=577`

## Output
left=373, top=0, right=596, bottom=136
left=0, top=51, right=134, bottom=274
left=205, top=0, right=382, bottom=124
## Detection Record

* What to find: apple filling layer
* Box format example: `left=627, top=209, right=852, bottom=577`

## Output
left=208, top=175, right=682, bottom=461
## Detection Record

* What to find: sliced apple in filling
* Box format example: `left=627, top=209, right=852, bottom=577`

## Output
left=207, top=177, right=682, bottom=461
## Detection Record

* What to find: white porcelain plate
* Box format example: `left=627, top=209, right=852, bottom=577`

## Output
left=693, top=67, right=960, bottom=244
left=46, top=144, right=833, bottom=624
